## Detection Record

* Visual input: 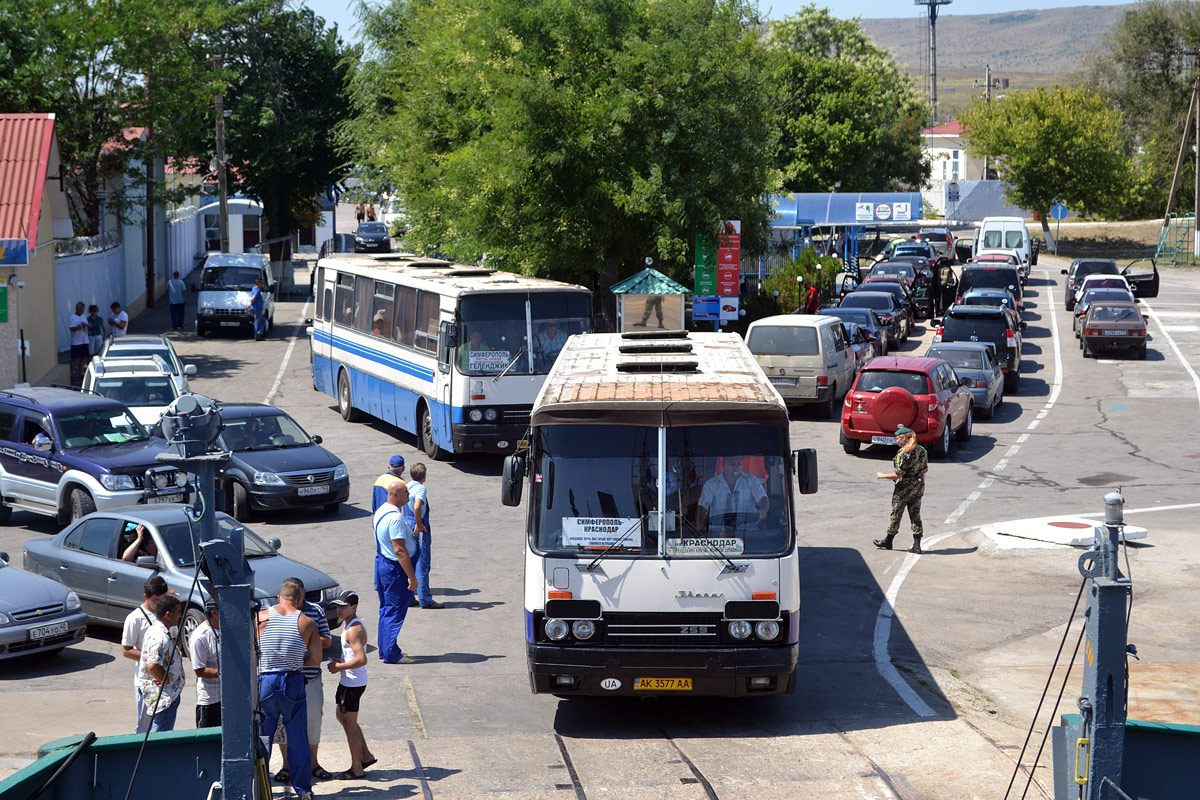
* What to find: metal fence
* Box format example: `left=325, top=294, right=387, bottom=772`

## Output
left=53, top=230, right=121, bottom=257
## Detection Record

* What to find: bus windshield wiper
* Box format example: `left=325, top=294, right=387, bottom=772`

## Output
left=492, top=348, right=526, bottom=381
left=585, top=516, right=646, bottom=571
left=677, top=515, right=738, bottom=572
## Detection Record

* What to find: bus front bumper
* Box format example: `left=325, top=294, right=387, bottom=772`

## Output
left=452, top=423, right=526, bottom=454
left=527, top=642, right=798, bottom=697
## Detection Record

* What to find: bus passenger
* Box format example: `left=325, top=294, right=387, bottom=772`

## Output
left=534, top=321, right=568, bottom=371
left=695, top=456, right=769, bottom=533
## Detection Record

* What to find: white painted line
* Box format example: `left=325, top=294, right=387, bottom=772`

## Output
left=1078, top=501, right=1200, bottom=517
left=1016, top=433, right=1030, bottom=444
left=978, top=476, right=994, bottom=490
left=1026, top=419, right=1040, bottom=430
left=264, top=300, right=312, bottom=405
left=993, top=459, right=1009, bottom=472
left=1140, top=300, right=1200, bottom=420
left=1005, top=445, right=1021, bottom=458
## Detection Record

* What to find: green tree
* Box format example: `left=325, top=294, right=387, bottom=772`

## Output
left=960, top=86, right=1130, bottom=243
left=342, top=0, right=777, bottom=294
left=768, top=4, right=929, bottom=193
left=1087, top=0, right=1200, bottom=217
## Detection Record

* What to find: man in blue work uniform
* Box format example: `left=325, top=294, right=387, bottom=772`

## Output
left=371, top=454, right=405, bottom=513
left=404, top=462, right=443, bottom=609
left=373, top=480, right=419, bottom=663
left=246, top=276, right=266, bottom=341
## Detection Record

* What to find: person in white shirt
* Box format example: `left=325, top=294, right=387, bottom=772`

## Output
left=108, top=301, right=129, bottom=337
left=696, top=456, right=769, bottom=533
left=122, top=576, right=168, bottom=729
left=135, top=595, right=185, bottom=732
left=327, top=591, right=377, bottom=779
left=190, top=600, right=221, bottom=728
left=68, top=302, right=89, bottom=383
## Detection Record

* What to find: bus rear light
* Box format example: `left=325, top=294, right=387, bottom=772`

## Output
left=548, top=591, right=572, bottom=599
left=752, top=592, right=776, bottom=600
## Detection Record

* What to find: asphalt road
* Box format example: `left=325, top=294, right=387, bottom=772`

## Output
left=2, top=255, right=1198, bottom=799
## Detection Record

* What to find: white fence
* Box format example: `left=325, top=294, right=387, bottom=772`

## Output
left=55, top=245, right=126, bottom=353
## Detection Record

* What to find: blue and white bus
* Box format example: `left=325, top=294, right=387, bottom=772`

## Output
left=309, top=254, right=591, bottom=458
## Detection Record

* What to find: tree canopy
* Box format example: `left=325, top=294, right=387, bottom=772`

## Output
left=342, top=0, right=777, bottom=288
left=768, top=4, right=929, bottom=193
left=960, top=86, right=1129, bottom=237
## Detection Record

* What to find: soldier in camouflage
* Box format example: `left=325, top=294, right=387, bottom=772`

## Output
left=873, top=425, right=928, bottom=554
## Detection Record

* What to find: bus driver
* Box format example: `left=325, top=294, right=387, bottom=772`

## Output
left=695, top=456, right=769, bottom=534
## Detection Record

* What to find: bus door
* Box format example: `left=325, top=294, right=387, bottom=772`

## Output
left=312, top=266, right=335, bottom=394
left=437, top=320, right=455, bottom=447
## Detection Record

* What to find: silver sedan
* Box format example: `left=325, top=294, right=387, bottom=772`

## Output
left=0, top=553, right=88, bottom=660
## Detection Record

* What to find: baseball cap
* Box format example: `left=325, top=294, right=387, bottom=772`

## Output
left=331, top=590, right=359, bottom=607
left=389, top=454, right=405, bottom=469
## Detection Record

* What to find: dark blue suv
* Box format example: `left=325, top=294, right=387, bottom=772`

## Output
left=0, top=388, right=191, bottom=524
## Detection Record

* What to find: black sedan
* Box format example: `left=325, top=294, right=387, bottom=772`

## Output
left=354, top=221, right=392, bottom=253
left=819, top=307, right=888, bottom=356
left=151, top=404, right=350, bottom=521
left=838, top=291, right=907, bottom=346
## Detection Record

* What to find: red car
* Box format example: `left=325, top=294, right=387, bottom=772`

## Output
left=840, top=355, right=974, bottom=458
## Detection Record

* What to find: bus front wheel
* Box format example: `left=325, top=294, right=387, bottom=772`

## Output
left=338, top=371, right=362, bottom=422
left=419, top=405, right=444, bottom=461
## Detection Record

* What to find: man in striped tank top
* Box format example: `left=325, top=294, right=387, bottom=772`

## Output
left=257, top=580, right=323, bottom=800
left=328, top=591, right=377, bottom=779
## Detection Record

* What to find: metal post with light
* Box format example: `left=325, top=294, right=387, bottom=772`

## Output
left=915, top=0, right=952, bottom=126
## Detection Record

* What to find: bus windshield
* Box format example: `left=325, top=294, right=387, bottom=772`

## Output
left=458, top=292, right=590, bottom=375
left=530, top=424, right=793, bottom=558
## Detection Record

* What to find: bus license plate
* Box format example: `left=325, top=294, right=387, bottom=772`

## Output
left=30, top=621, right=69, bottom=640
left=871, top=435, right=897, bottom=445
left=298, top=485, right=330, bottom=496
left=634, top=677, right=693, bottom=691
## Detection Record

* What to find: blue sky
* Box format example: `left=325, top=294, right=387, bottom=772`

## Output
left=305, top=0, right=1134, bottom=45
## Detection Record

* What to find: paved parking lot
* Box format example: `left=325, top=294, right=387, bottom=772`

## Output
left=2, top=255, right=1198, bottom=798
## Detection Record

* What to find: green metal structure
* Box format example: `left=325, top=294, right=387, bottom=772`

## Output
left=1155, top=213, right=1196, bottom=266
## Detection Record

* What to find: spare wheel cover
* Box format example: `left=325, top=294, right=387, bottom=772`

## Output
left=872, top=386, right=918, bottom=431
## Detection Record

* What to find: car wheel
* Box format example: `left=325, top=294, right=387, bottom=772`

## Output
left=324, top=502, right=341, bottom=514
left=820, top=384, right=837, bottom=419
left=0, top=498, right=10, bottom=525
left=337, top=371, right=362, bottom=422
left=1137, top=345, right=1147, bottom=360
left=1004, top=370, right=1020, bottom=393
left=840, top=429, right=860, bottom=455
left=69, top=487, right=96, bottom=522
left=230, top=481, right=251, bottom=522
left=267, top=313, right=274, bottom=333
left=956, top=406, right=973, bottom=442
left=181, top=606, right=206, bottom=658
left=419, top=404, right=445, bottom=461
left=1082, top=341, right=1093, bottom=359
left=933, top=420, right=952, bottom=458
left=196, top=323, right=206, bottom=338
left=1066, top=299, right=1075, bottom=312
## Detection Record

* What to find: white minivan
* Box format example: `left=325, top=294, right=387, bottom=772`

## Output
left=745, top=315, right=857, bottom=418
left=195, top=253, right=278, bottom=338
left=974, top=216, right=1038, bottom=273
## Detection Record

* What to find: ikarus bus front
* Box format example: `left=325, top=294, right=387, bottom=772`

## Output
left=501, top=330, right=817, bottom=697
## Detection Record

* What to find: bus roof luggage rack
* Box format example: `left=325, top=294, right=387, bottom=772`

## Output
left=621, top=329, right=689, bottom=340
left=618, top=342, right=694, bottom=355
left=615, top=358, right=698, bottom=373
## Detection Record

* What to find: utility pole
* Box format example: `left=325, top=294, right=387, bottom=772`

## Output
left=213, top=56, right=230, bottom=254
left=973, top=64, right=995, bottom=179
left=915, top=0, right=952, bottom=126
left=1162, top=49, right=1200, bottom=257
left=145, top=72, right=156, bottom=308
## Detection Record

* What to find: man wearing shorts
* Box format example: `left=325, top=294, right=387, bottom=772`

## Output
left=327, top=591, right=377, bottom=779
left=272, top=577, right=333, bottom=784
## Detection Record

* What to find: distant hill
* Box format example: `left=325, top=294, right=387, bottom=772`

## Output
left=860, top=4, right=1133, bottom=77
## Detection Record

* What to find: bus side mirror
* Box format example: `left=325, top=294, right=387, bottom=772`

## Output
left=446, top=323, right=459, bottom=349
left=501, top=454, right=525, bottom=507
left=793, top=448, right=818, bottom=495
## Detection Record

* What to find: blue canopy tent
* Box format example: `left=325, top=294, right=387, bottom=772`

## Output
left=769, top=192, right=925, bottom=266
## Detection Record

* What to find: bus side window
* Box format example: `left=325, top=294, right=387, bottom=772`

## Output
left=315, top=268, right=325, bottom=319
left=322, top=288, right=333, bottom=323
left=414, top=291, right=440, bottom=354
left=335, top=274, right=354, bottom=326
left=394, top=287, right=417, bottom=347
left=353, top=276, right=374, bottom=333
left=371, top=281, right=395, bottom=338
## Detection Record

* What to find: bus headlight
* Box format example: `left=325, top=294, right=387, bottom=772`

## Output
left=728, top=620, right=752, bottom=640
left=571, top=620, right=596, bottom=640
left=468, top=408, right=484, bottom=423
left=755, top=621, right=780, bottom=641
left=484, top=408, right=499, bottom=422
left=544, top=618, right=569, bottom=641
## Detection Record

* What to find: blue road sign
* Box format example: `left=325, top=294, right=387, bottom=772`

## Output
left=1050, top=203, right=1069, bottom=221
left=0, top=239, right=30, bottom=267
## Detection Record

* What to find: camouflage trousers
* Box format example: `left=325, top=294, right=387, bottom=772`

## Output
left=887, top=480, right=924, bottom=537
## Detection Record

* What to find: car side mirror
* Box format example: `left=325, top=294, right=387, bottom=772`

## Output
left=1121, top=267, right=1131, bottom=276
left=32, top=432, right=53, bottom=451
left=0, top=552, right=8, bottom=564
left=1020, top=322, right=1028, bottom=331
left=270, top=538, right=282, bottom=551
left=183, top=364, right=198, bottom=376
left=311, top=435, right=323, bottom=444
left=500, top=453, right=526, bottom=507
left=930, top=319, right=941, bottom=327
left=305, top=317, right=313, bottom=325
left=135, top=555, right=157, bottom=568
left=793, top=448, right=818, bottom=495
left=1061, top=268, right=1069, bottom=275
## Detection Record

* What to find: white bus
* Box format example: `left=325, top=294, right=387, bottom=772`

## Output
left=501, top=330, right=818, bottom=696
left=310, top=254, right=591, bottom=458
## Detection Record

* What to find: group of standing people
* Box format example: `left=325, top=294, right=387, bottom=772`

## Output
left=354, top=203, right=377, bottom=223
left=67, top=300, right=128, bottom=382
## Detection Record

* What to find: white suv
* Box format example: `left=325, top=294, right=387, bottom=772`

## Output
left=82, top=356, right=182, bottom=429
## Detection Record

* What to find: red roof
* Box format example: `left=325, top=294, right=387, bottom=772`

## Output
left=921, top=120, right=964, bottom=136
left=0, top=113, right=56, bottom=246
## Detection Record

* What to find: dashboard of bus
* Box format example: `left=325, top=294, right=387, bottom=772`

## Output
left=529, top=424, right=795, bottom=559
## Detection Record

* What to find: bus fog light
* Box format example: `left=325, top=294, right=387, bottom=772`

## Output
left=755, top=621, right=780, bottom=641
left=571, top=620, right=596, bottom=640
left=553, top=675, right=576, bottom=686
left=544, top=618, right=569, bottom=641
left=468, top=408, right=484, bottom=422
left=484, top=407, right=499, bottom=422
left=749, top=676, right=772, bottom=688
left=728, top=620, right=752, bottom=640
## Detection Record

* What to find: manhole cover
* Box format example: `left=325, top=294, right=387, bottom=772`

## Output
left=1077, top=473, right=1136, bottom=486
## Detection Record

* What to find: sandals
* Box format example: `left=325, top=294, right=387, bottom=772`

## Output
left=273, top=768, right=290, bottom=784
left=312, top=765, right=333, bottom=781
left=361, top=757, right=378, bottom=769
left=334, top=770, right=367, bottom=780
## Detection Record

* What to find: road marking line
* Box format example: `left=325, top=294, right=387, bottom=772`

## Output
left=978, top=476, right=994, bottom=490
left=993, top=459, right=1009, bottom=472
left=264, top=300, right=312, bottom=405
left=404, top=676, right=427, bottom=738
left=1140, top=300, right=1200, bottom=419
left=1016, top=433, right=1030, bottom=444
left=1026, top=419, right=1040, bottom=430
left=1005, top=445, right=1021, bottom=457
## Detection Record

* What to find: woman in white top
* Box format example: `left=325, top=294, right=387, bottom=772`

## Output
left=327, top=591, right=377, bottom=779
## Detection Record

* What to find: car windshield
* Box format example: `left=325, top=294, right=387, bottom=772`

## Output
left=943, top=315, right=1009, bottom=341
left=961, top=269, right=1020, bottom=296
left=358, top=222, right=387, bottom=234
left=202, top=266, right=260, bottom=290
left=927, top=348, right=983, bottom=369
left=458, top=292, right=591, bottom=376
left=105, top=347, right=178, bottom=374
left=93, top=376, right=178, bottom=408
left=219, top=412, right=313, bottom=451
left=158, top=517, right=277, bottom=566
left=530, top=424, right=793, bottom=558
left=855, top=369, right=930, bottom=394
left=57, top=408, right=149, bottom=448
left=747, top=325, right=819, bottom=356
left=1089, top=305, right=1142, bottom=323
left=841, top=294, right=893, bottom=311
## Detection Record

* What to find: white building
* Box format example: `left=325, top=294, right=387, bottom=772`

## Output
left=920, top=121, right=986, bottom=217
